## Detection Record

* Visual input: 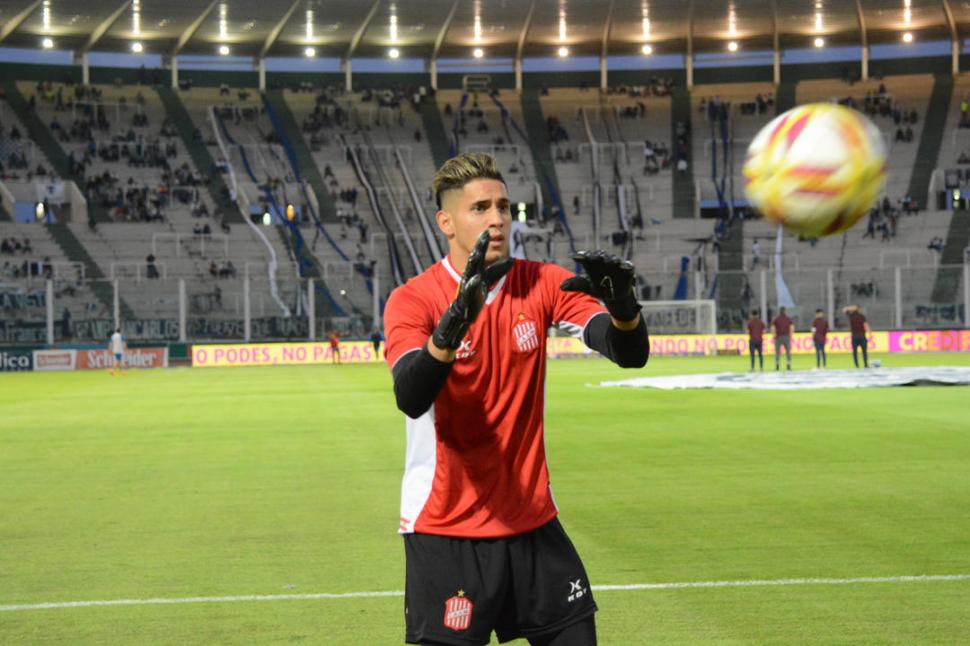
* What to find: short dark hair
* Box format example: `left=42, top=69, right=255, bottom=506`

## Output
left=433, top=153, right=506, bottom=209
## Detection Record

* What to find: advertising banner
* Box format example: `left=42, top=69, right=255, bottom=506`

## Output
left=0, top=348, right=34, bottom=372
left=32, top=349, right=77, bottom=371
left=76, top=348, right=169, bottom=370
left=644, top=332, right=890, bottom=357
left=192, top=341, right=382, bottom=368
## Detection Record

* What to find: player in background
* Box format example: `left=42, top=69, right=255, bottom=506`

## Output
left=109, top=328, right=125, bottom=376
left=747, top=309, right=765, bottom=372
left=811, top=309, right=829, bottom=369
left=771, top=306, right=793, bottom=371
left=328, top=330, right=341, bottom=364
left=383, top=153, right=648, bottom=646
left=370, top=327, right=384, bottom=359
left=844, top=304, right=871, bottom=368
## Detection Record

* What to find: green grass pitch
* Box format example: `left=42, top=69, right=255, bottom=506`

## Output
left=1, top=353, right=969, bottom=645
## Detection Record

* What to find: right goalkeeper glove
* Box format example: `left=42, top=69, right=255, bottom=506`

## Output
left=433, top=230, right=513, bottom=350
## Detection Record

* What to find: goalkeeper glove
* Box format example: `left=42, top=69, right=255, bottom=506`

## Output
left=560, top=250, right=641, bottom=322
left=433, top=230, right=514, bottom=350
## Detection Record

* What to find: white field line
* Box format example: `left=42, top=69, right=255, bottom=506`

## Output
left=1, top=574, right=968, bottom=613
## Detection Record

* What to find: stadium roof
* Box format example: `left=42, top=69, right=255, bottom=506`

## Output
left=0, top=0, right=961, bottom=61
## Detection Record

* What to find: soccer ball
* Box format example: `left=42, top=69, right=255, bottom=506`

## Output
left=743, top=103, right=887, bottom=237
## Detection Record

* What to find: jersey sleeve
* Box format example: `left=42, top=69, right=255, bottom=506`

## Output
left=383, top=283, right=437, bottom=369
left=544, top=263, right=608, bottom=337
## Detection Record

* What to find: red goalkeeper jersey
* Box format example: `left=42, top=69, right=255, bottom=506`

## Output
left=384, top=257, right=606, bottom=538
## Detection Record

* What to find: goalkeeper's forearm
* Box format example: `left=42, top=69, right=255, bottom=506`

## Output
left=584, top=312, right=649, bottom=368
left=392, top=344, right=453, bottom=419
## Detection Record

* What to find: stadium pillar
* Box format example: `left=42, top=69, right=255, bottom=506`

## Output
left=759, top=270, right=767, bottom=320
left=515, top=58, right=522, bottom=92
left=894, top=266, right=902, bottom=329
left=953, top=41, right=961, bottom=76
left=861, top=47, right=869, bottom=81
left=258, top=59, right=266, bottom=92
left=773, top=50, right=780, bottom=85
left=178, top=279, right=186, bottom=342
left=826, top=268, right=835, bottom=328
left=343, top=59, right=352, bottom=92
left=964, top=264, right=969, bottom=328
left=685, top=54, right=693, bottom=89
left=81, top=53, right=90, bottom=86
left=373, top=263, right=381, bottom=328
left=308, top=278, right=316, bottom=340
left=430, top=59, right=438, bottom=91
left=171, top=57, right=179, bottom=89
left=46, top=280, right=54, bottom=345
left=600, top=56, right=607, bottom=92
left=113, top=279, right=120, bottom=330
left=693, top=271, right=702, bottom=300
left=244, top=276, right=251, bottom=342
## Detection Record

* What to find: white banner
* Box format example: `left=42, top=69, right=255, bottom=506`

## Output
left=35, top=180, right=66, bottom=204
left=601, top=367, right=970, bottom=390
left=32, top=349, right=77, bottom=372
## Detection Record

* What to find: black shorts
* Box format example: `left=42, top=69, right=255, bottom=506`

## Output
left=403, top=517, right=597, bottom=645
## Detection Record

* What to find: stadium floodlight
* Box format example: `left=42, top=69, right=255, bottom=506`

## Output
left=132, top=42, right=143, bottom=53
left=388, top=47, right=400, bottom=59
left=727, top=41, right=739, bottom=52
left=304, top=47, right=315, bottom=57
left=218, top=45, right=230, bottom=56
left=902, top=32, right=913, bottom=43
left=262, top=212, right=271, bottom=226
left=473, top=47, right=484, bottom=59
left=557, top=46, right=569, bottom=58
left=813, top=37, right=824, bottom=48
left=641, top=44, right=653, bottom=55
left=41, top=38, right=54, bottom=49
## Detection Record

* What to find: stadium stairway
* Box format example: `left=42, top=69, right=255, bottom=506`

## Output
left=2, top=82, right=111, bottom=225
left=930, top=210, right=970, bottom=305
left=716, top=219, right=745, bottom=329
left=908, top=74, right=952, bottom=211
left=155, top=86, right=242, bottom=224
left=45, top=223, right=135, bottom=320
left=774, top=82, right=797, bottom=114
left=519, top=89, right=563, bottom=209
left=262, top=90, right=337, bottom=222
left=419, top=99, right=452, bottom=169
left=671, top=87, right=695, bottom=218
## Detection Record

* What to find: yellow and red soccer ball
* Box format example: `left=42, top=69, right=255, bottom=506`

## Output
left=743, top=102, right=887, bottom=237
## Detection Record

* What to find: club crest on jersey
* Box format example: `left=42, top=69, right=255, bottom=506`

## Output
left=512, top=315, right=540, bottom=353
left=443, top=590, right=473, bottom=631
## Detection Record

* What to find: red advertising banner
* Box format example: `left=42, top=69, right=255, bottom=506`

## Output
left=76, top=348, right=169, bottom=370
left=32, top=349, right=76, bottom=371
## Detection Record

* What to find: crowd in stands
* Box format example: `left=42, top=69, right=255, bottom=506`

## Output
left=642, top=140, right=671, bottom=175
left=862, top=195, right=919, bottom=242
left=699, top=94, right=775, bottom=120
left=837, top=82, right=919, bottom=133
left=0, top=237, right=32, bottom=255
left=1, top=256, right=52, bottom=280
left=208, top=260, right=237, bottom=279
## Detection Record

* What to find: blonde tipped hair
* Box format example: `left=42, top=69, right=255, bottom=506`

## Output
left=432, top=153, right=506, bottom=208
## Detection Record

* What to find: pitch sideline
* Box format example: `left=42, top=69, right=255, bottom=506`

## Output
left=1, top=574, right=968, bottom=613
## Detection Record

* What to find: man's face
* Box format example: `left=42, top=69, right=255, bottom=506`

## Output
left=436, top=178, right=512, bottom=270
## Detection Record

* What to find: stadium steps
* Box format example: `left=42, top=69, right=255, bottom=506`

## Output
left=519, top=89, right=563, bottom=209
left=671, top=87, right=695, bottom=218
left=45, top=223, right=135, bottom=320
left=262, top=90, right=337, bottom=223
left=155, top=86, right=242, bottom=224
left=419, top=100, right=452, bottom=169
left=0, top=196, right=10, bottom=220
left=716, top=219, right=745, bottom=328
left=775, top=82, right=797, bottom=114
left=930, top=210, right=970, bottom=304
left=2, top=82, right=112, bottom=225
left=908, top=74, right=952, bottom=210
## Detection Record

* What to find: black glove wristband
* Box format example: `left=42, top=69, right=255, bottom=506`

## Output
left=604, top=293, right=642, bottom=322
left=432, top=301, right=471, bottom=350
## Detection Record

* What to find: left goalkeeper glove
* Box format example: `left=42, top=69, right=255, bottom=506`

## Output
left=560, top=250, right=641, bottom=322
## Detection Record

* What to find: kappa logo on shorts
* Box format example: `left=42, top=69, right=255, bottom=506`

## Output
left=567, top=578, right=589, bottom=603
left=443, top=590, right=474, bottom=631
left=512, top=315, right=540, bottom=353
